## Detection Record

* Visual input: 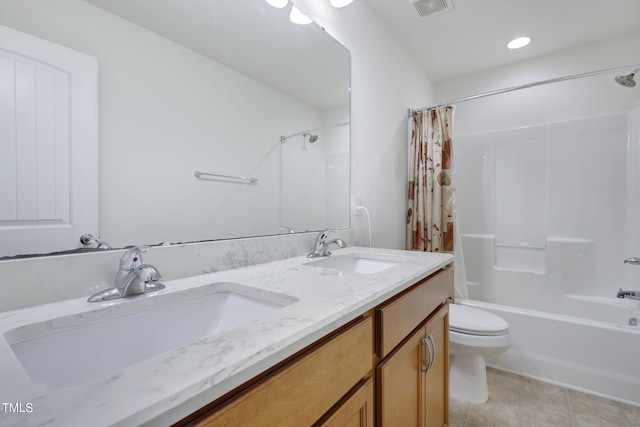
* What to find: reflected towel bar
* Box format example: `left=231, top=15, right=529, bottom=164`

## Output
left=193, top=170, right=258, bottom=184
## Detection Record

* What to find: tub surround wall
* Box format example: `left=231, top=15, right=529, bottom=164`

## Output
left=457, top=111, right=639, bottom=303
left=460, top=235, right=640, bottom=325
left=0, top=230, right=352, bottom=313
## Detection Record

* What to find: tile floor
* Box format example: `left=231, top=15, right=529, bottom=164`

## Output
left=449, top=368, right=640, bottom=427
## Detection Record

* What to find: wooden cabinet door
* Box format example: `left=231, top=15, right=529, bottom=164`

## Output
left=377, top=304, right=449, bottom=427
left=423, top=306, right=448, bottom=427
left=377, top=325, right=426, bottom=426
left=320, top=377, right=374, bottom=427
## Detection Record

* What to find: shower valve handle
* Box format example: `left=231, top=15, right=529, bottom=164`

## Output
left=623, top=257, right=640, bottom=265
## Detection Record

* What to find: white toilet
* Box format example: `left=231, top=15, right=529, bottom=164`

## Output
left=448, top=303, right=510, bottom=404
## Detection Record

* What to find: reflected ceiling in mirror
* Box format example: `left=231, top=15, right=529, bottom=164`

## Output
left=0, top=0, right=350, bottom=258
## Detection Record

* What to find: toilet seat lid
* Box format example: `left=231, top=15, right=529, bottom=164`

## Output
left=449, top=304, right=509, bottom=336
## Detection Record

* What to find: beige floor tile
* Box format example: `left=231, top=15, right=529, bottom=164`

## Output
left=465, top=409, right=518, bottom=427
left=520, top=378, right=572, bottom=427
left=568, top=389, right=630, bottom=427
left=449, top=369, right=640, bottom=427
left=449, top=398, right=472, bottom=427
left=486, top=370, right=523, bottom=408
left=519, top=379, right=571, bottom=426
left=487, top=368, right=524, bottom=394
left=520, top=404, right=573, bottom=427
left=468, top=394, right=521, bottom=426
left=620, top=402, right=640, bottom=426
left=571, top=413, right=628, bottom=427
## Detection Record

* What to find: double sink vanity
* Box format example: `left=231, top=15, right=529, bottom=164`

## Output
left=0, top=247, right=453, bottom=426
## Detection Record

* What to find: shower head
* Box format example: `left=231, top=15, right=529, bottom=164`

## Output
left=615, top=72, right=637, bottom=88
left=304, top=133, right=319, bottom=143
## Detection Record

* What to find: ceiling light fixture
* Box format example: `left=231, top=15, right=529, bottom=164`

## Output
left=507, top=36, right=531, bottom=49
left=330, top=0, right=354, bottom=7
left=290, top=5, right=313, bottom=25
left=266, top=0, right=354, bottom=25
left=265, top=0, right=288, bottom=7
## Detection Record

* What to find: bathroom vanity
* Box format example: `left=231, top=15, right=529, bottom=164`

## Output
left=0, top=247, right=452, bottom=427
left=179, top=256, right=453, bottom=426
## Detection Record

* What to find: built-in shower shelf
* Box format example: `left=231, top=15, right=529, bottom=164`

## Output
left=494, top=241, right=546, bottom=274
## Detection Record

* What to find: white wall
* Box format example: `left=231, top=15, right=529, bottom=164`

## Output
left=296, top=0, right=435, bottom=249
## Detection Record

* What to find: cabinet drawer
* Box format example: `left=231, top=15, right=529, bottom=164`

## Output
left=193, top=316, right=373, bottom=427
left=376, top=266, right=452, bottom=359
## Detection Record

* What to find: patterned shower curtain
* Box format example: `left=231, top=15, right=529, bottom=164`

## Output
left=406, top=106, right=454, bottom=252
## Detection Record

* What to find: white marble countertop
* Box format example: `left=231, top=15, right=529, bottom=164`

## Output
left=0, top=247, right=452, bottom=427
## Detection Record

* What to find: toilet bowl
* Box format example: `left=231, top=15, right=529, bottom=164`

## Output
left=448, top=303, right=510, bottom=404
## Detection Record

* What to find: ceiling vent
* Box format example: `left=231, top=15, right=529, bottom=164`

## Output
left=409, top=0, right=454, bottom=19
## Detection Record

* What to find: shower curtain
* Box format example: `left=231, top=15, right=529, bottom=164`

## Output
left=406, top=106, right=454, bottom=252
left=407, top=105, right=468, bottom=298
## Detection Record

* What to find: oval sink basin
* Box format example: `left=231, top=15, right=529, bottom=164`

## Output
left=305, top=253, right=410, bottom=274
left=4, top=282, right=298, bottom=391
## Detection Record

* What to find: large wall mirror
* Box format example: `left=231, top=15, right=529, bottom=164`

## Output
left=0, top=0, right=351, bottom=258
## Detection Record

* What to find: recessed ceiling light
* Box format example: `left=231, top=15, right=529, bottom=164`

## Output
left=507, top=36, right=531, bottom=49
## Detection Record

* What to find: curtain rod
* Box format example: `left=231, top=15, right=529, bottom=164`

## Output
left=280, top=121, right=350, bottom=143
left=408, top=64, right=640, bottom=117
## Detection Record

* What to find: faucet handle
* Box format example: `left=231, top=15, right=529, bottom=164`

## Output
left=316, top=229, right=339, bottom=241
left=314, top=229, right=334, bottom=249
left=139, top=264, right=161, bottom=282
left=119, top=245, right=150, bottom=270
left=317, top=230, right=330, bottom=240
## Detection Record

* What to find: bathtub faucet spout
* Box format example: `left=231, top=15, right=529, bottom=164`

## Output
left=617, top=289, right=640, bottom=300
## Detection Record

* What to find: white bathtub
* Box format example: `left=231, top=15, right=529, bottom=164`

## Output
left=457, top=298, right=640, bottom=406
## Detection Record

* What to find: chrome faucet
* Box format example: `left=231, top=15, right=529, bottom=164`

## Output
left=80, top=233, right=112, bottom=250
left=617, top=289, right=640, bottom=301
left=307, top=230, right=347, bottom=258
left=88, top=246, right=165, bottom=302
left=624, top=257, right=640, bottom=265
